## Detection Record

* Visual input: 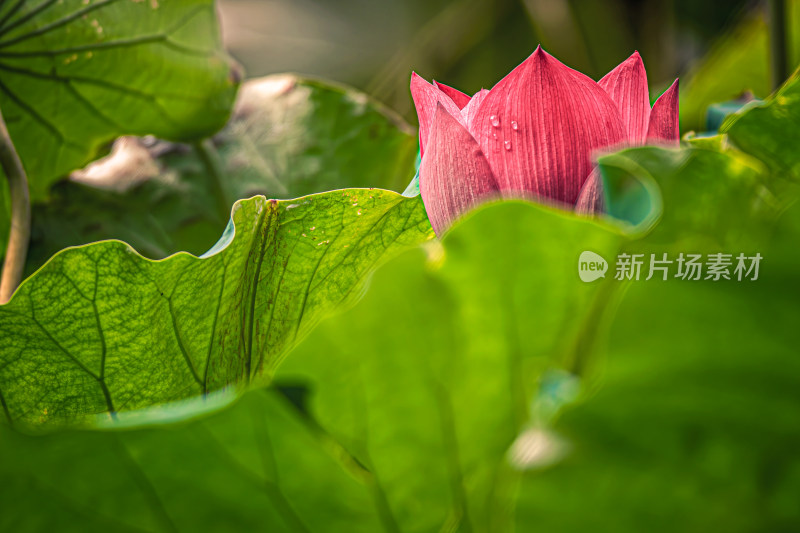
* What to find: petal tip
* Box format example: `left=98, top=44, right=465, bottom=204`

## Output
left=646, top=79, right=680, bottom=145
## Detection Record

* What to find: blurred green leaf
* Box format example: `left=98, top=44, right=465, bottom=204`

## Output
left=599, top=145, right=774, bottom=250
left=516, top=272, right=800, bottom=531
left=0, top=388, right=387, bottom=532
left=0, top=0, right=238, bottom=196
left=0, top=190, right=432, bottom=427
left=723, top=69, right=800, bottom=183
left=679, top=2, right=800, bottom=132
left=2, top=75, right=420, bottom=270
left=219, top=75, right=417, bottom=198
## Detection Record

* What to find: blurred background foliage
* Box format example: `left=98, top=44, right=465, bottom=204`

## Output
left=217, top=0, right=797, bottom=130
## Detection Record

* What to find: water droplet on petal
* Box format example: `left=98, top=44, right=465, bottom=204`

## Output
left=490, top=115, right=500, bottom=128
left=492, top=133, right=498, bottom=140
left=504, top=140, right=512, bottom=151
left=511, top=120, right=519, bottom=131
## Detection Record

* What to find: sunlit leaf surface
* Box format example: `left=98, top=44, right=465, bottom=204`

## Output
left=0, top=190, right=432, bottom=426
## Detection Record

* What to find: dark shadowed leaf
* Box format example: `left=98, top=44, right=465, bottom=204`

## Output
left=0, top=388, right=387, bottom=532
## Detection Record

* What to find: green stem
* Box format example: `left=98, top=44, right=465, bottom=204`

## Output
left=192, top=138, right=230, bottom=223
left=0, top=105, right=30, bottom=304
left=769, top=0, right=789, bottom=92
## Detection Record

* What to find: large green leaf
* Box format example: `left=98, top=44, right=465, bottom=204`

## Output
left=0, top=189, right=433, bottom=427
left=516, top=274, right=800, bottom=531
left=0, top=0, right=238, bottom=196
left=2, top=74, right=419, bottom=271
left=513, top=146, right=800, bottom=532
left=0, top=388, right=387, bottom=532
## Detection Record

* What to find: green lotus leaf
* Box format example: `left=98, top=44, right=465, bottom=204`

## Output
left=0, top=189, right=433, bottom=427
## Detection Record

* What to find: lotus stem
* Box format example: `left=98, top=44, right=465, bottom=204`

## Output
left=193, top=138, right=231, bottom=223
left=769, top=0, right=789, bottom=91
left=0, top=106, right=30, bottom=304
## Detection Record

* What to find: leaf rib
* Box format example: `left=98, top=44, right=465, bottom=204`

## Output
left=0, top=33, right=215, bottom=59
left=433, top=381, right=474, bottom=532
left=0, top=0, right=120, bottom=48
left=245, top=203, right=275, bottom=381
left=167, top=294, right=204, bottom=389
left=0, top=76, right=68, bottom=143
left=255, top=247, right=293, bottom=375
left=0, top=61, right=211, bottom=102
left=28, top=309, right=100, bottom=382
left=0, top=384, right=12, bottom=425
left=0, top=0, right=26, bottom=32
left=295, top=202, right=398, bottom=344
left=0, top=0, right=58, bottom=40
left=112, top=437, right=179, bottom=533
left=91, top=264, right=116, bottom=414
left=202, top=262, right=227, bottom=394
left=307, top=199, right=404, bottom=295
left=251, top=405, right=312, bottom=533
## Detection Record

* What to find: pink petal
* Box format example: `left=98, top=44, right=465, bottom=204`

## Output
left=470, top=46, right=626, bottom=205
left=420, top=103, right=500, bottom=236
left=599, top=51, right=651, bottom=144
left=461, top=89, right=490, bottom=132
left=574, top=168, right=604, bottom=214
left=434, top=80, right=471, bottom=109
left=411, top=72, right=465, bottom=157
left=646, top=79, right=680, bottom=146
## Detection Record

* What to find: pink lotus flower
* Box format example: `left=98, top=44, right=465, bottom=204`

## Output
left=411, top=46, right=679, bottom=235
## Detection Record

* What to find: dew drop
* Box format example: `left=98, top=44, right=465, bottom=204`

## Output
left=504, top=140, right=512, bottom=151
left=492, top=133, right=498, bottom=140
left=490, top=115, right=500, bottom=128
left=511, top=120, right=519, bottom=131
